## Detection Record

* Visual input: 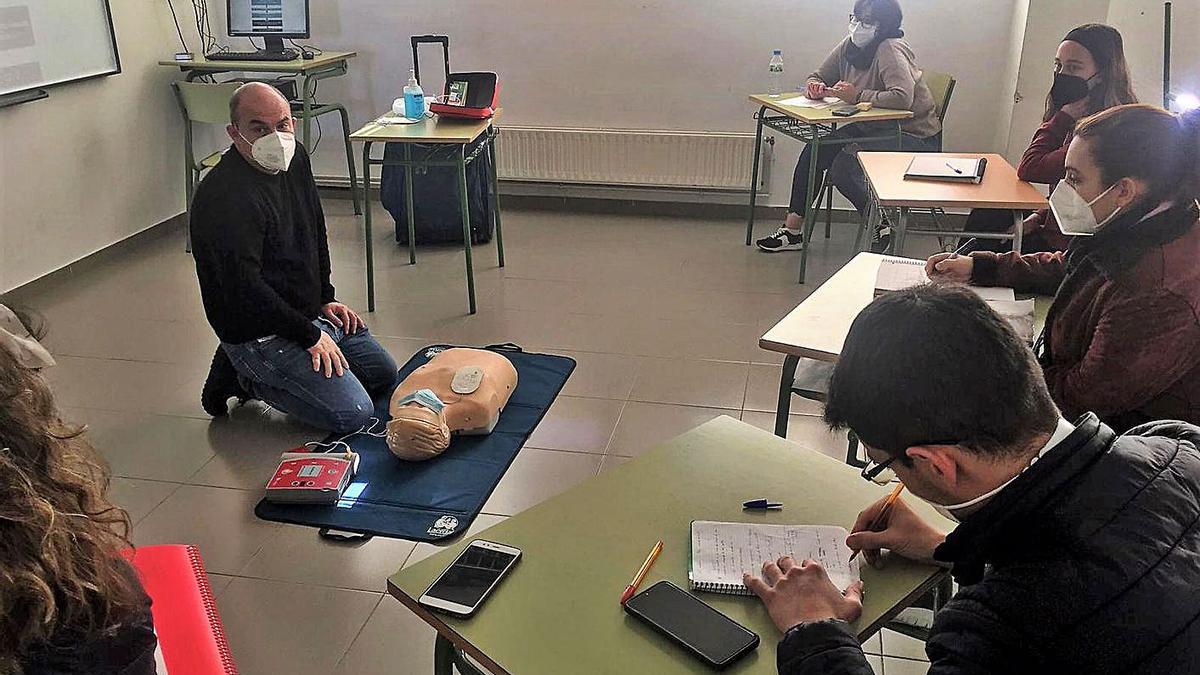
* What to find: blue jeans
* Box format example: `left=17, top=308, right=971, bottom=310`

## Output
left=222, top=318, right=399, bottom=433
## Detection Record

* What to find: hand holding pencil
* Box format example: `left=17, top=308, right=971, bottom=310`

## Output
left=846, top=487, right=949, bottom=568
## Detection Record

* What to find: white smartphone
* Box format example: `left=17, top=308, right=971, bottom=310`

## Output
left=418, top=540, right=522, bottom=617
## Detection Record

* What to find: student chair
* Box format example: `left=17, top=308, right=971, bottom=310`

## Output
left=817, top=71, right=958, bottom=245
left=172, top=81, right=240, bottom=252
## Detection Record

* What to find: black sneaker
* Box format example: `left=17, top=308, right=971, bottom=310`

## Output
left=201, top=346, right=249, bottom=417
left=756, top=226, right=806, bottom=252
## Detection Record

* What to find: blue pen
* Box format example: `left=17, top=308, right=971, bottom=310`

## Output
left=743, top=499, right=784, bottom=510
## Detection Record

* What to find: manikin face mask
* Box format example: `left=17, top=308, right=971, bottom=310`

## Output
left=386, top=389, right=452, bottom=461
left=1049, top=181, right=1122, bottom=236
left=849, top=19, right=877, bottom=47
left=239, top=129, right=296, bottom=173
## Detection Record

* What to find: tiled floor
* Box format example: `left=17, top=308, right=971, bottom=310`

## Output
left=8, top=198, right=932, bottom=674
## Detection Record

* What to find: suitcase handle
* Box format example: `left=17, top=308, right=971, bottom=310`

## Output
left=410, top=35, right=450, bottom=86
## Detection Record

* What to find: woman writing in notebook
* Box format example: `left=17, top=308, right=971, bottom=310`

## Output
left=756, top=0, right=942, bottom=253
left=928, top=104, right=1200, bottom=431
left=0, top=309, right=157, bottom=674
left=967, top=24, right=1138, bottom=253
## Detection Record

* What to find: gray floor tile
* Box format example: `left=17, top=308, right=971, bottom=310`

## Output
left=740, top=411, right=850, bottom=462
left=333, top=596, right=437, bottom=675
left=66, top=407, right=219, bottom=482
left=524, top=395, right=625, bottom=454
left=480, top=448, right=604, bottom=516
left=744, top=363, right=826, bottom=415
left=108, top=477, right=180, bottom=526
left=628, top=358, right=750, bottom=410
left=240, top=525, right=419, bottom=592
left=882, top=628, right=931, bottom=661
left=217, top=577, right=380, bottom=675
left=883, top=655, right=931, bottom=674
left=133, top=484, right=280, bottom=575
left=608, top=402, right=731, bottom=458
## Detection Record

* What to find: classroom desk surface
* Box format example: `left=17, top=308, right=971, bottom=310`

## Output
left=388, top=416, right=948, bottom=675
left=748, top=93, right=914, bottom=124
left=157, top=50, right=356, bottom=73
left=760, top=252, right=1052, bottom=362
left=348, top=111, right=498, bottom=145
left=858, top=152, right=1048, bottom=210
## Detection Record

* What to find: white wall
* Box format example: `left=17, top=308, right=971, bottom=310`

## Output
left=1108, top=0, right=1200, bottom=109
left=0, top=0, right=190, bottom=292
left=227, top=0, right=1024, bottom=206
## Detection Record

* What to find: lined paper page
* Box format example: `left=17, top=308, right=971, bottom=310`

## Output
left=875, top=257, right=928, bottom=293
left=690, top=521, right=860, bottom=591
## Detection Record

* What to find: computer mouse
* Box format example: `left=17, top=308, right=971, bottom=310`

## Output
left=301, top=49, right=315, bottom=59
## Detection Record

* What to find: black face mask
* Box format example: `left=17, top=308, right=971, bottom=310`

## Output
left=1050, top=72, right=1091, bottom=107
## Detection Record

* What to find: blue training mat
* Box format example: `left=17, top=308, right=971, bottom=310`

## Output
left=254, top=345, right=575, bottom=542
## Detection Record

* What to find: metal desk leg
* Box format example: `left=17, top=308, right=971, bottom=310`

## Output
left=775, top=355, right=800, bottom=438
left=458, top=146, right=477, bottom=315
left=488, top=133, right=505, bottom=267
left=892, top=206, right=910, bottom=256
left=824, top=183, right=834, bottom=239
left=336, top=105, right=362, bottom=215
left=301, top=75, right=313, bottom=151
left=433, top=634, right=455, bottom=675
left=745, top=107, right=766, bottom=245
left=1011, top=209, right=1024, bottom=254
left=797, top=129, right=821, bottom=284
left=404, top=144, right=417, bottom=265
left=361, top=142, right=376, bottom=313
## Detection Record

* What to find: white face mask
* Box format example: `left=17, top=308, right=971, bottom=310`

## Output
left=1049, top=181, right=1122, bottom=236
left=240, top=130, right=296, bottom=173
left=849, top=19, right=878, bottom=47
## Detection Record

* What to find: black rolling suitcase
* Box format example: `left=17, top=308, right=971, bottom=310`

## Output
left=380, top=35, right=495, bottom=246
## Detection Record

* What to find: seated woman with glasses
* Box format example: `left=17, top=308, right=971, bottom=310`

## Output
left=756, top=0, right=942, bottom=253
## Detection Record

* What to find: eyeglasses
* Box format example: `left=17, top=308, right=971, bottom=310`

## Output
left=859, top=438, right=962, bottom=485
left=860, top=454, right=898, bottom=484
left=849, top=14, right=876, bottom=26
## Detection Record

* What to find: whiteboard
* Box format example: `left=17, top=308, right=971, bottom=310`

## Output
left=0, top=0, right=120, bottom=98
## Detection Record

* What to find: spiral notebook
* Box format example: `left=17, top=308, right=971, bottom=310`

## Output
left=688, top=521, right=859, bottom=595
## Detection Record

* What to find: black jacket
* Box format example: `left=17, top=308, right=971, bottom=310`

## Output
left=191, top=143, right=335, bottom=349
left=777, top=414, right=1200, bottom=674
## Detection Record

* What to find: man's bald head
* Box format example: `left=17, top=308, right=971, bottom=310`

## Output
left=228, top=82, right=290, bottom=126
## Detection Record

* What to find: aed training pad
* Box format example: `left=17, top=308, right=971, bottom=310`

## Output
left=254, top=345, right=575, bottom=542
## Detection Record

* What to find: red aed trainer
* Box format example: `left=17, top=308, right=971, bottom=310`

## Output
left=429, top=72, right=499, bottom=119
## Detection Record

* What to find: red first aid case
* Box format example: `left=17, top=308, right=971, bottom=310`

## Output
left=264, top=451, right=359, bottom=505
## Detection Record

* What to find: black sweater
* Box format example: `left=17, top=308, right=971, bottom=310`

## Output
left=777, top=415, right=1200, bottom=674
left=191, top=144, right=334, bottom=349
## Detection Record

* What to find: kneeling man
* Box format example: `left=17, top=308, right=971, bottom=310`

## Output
left=193, top=82, right=397, bottom=432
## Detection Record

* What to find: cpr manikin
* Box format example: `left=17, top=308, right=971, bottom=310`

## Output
left=386, top=348, right=518, bottom=461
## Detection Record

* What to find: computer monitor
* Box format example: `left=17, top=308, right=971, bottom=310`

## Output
left=227, top=0, right=310, bottom=54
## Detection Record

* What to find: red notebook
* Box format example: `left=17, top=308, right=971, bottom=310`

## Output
left=125, top=545, right=238, bottom=675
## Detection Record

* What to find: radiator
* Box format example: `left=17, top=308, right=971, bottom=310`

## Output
left=494, top=127, right=770, bottom=192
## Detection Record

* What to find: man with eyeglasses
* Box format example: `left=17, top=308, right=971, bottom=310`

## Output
left=191, top=82, right=397, bottom=432
left=745, top=284, right=1200, bottom=673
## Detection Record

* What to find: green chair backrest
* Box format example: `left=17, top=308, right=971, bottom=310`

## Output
left=923, top=71, right=957, bottom=124
left=172, top=81, right=241, bottom=126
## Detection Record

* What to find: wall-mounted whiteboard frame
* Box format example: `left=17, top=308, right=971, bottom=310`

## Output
left=0, top=0, right=121, bottom=103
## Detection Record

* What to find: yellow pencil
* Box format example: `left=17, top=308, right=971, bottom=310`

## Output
left=620, top=540, right=664, bottom=604
left=849, top=483, right=905, bottom=562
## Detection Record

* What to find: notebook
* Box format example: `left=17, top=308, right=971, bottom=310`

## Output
left=904, top=156, right=988, bottom=184
left=875, top=256, right=1017, bottom=303
left=688, top=521, right=859, bottom=595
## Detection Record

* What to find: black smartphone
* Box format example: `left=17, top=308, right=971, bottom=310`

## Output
left=624, top=581, right=759, bottom=669
left=832, top=106, right=861, bottom=117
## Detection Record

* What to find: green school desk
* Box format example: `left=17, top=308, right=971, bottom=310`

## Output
left=349, top=112, right=503, bottom=315
left=387, top=416, right=948, bottom=675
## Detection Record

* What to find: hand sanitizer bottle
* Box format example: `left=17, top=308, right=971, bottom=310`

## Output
left=403, top=70, right=425, bottom=120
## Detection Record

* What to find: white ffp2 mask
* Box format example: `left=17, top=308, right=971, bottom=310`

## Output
left=241, top=130, right=296, bottom=173
left=850, top=20, right=878, bottom=47
left=1049, top=182, right=1121, bottom=236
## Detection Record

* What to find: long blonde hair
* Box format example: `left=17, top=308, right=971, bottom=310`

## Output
left=0, top=312, right=141, bottom=671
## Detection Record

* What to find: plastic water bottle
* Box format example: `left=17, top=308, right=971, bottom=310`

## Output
left=768, top=50, right=784, bottom=98
left=403, top=69, right=425, bottom=120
